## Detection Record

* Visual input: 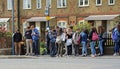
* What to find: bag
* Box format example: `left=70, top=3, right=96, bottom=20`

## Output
left=73, top=33, right=80, bottom=44
left=56, top=36, right=61, bottom=43
left=112, top=29, right=120, bottom=42
left=92, top=32, right=98, bottom=41
left=66, top=39, right=72, bottom=46
left=77, top=35, right=81, bottom=44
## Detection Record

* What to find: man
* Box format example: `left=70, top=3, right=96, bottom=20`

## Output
left=31, top=25, right=40, bottom=56
left=13, top=29, right=22, bottom=55
left=112, top=22, right=120, bottom=56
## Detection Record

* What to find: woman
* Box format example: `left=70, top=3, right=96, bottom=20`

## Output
left=80, top=28, right=88, bottom=57
left=56, top=28, right=63, bottom=57
left=25, top=26, right=33, bottom=56
left=89, top=27, right=98, bottom=57
left=98, top=26, right=107, bottom=56
left=66, top=28, right=73, bottom=55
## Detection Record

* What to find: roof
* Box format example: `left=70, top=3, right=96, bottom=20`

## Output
left=85, top=15, right=119, bottom=20
left=0, top=18, right=10, bottom=23
left=26, top=17, right=55, bottom=22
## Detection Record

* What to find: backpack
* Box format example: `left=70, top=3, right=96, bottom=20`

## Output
left=92, top=32, right=98, bottom=41
left=112, top=28, right=120, bottom=42
left=73, top=33, right=80, bottom=44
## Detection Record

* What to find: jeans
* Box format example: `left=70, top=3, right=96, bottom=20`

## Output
left=90, top=41, right=96, bottom=55
left=67, top=45, right=72, bottom=55
left=81, top=41, right=87, bottom=55
left=114, top=42, right=120, bottom=53
left=33, top=40, right=39, bottom=55
left=98, top=40, right=103, bottom=55
left=50, top=42, right=56, bottom=57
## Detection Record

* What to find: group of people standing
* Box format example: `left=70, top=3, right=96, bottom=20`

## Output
left=46, top=25, right=108, bottom=57
left=13, top=25, right=40, bottom=56
left=13, top=22, right=120, bottom=57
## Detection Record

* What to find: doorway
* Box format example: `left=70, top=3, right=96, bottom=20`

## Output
left=40, top=22, right=46, bottom=42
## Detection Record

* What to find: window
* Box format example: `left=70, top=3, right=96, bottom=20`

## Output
left=108, top=0, right=115, bottom=5
left=37, top=0, right=41, bottom=9
left=23, top=0, right=31, bottom=9
left=57, top=21, right=67, bottom=28
left=79, top=0, right=89, bottom=7
left=57, top=0, right=67, bottom=8
left=96, top=0, right=102, bottom=6
left=7, top=0, right=12, bottom=10
left=46, top=0, right=51, bottom=8
left=78, top=20, right=85, bottom=25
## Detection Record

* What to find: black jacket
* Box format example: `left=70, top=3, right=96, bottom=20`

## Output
left=13, top=32, right=22, bottom=42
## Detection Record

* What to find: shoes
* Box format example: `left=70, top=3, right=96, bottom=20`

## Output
left=113, top=53, right=119, bottom=56
left=91, top=54, right=96, bottom=57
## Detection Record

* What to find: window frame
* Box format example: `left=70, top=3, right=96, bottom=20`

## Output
left=57, top=0, right=67, bottom=8
left=57, top=21, right=67, bottom=28
left=96, top=0, right=102, bottom=6
left=46, top=0, right=52, bottom=8
left=7, top=0, right=12, bottom=10
left=108, top=0, right=115, bottom=5
left=36, top=0, right=41, bottom=9
left=23, top=0, right=31, bottom=9
left=79, top=0, right=89, bottom=7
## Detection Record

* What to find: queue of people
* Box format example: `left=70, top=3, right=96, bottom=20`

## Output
left=12, top=23, right=120, bottom=57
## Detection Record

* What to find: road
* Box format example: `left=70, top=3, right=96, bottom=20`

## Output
left=0, top=56, right=120, bottom=69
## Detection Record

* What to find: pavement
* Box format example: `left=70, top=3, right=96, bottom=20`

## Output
left=0, top=55, right=120, bottom=69
left=0, top=55, right=120, bottom=59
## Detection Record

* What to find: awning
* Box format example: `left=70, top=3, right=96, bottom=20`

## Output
left=26, top=17, right=55, bottom=22
left=0, top=18, right=10, bottom=23
left=85, top=15, right=119, bottom=20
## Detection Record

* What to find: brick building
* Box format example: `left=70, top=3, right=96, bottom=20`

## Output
left=0, top=0, right=120, bottom=40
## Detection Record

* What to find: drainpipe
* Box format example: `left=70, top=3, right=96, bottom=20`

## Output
left=17, top=0, right=20, bottom=30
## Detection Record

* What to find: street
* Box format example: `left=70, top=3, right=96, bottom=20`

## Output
left=0, top=56, right=120, bottom=69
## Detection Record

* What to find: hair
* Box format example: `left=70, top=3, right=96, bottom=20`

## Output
left=91, top=27, right=97, bottom=33
left=98, top=26, right=105, bottom=34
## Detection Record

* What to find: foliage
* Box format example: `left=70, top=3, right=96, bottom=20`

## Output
left=113, top=15, right=120, bottom=26
left=0, top=28, right=12, bottom=48
left=73, top=22, right=92, bottom=32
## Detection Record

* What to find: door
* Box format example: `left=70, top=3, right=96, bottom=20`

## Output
left=40, top=22, right=46, bottom=42
left=102, top=20, right=107, bottom=31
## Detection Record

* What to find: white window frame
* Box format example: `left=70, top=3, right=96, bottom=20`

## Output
left=78, top=20, right=85, bottom=25
left=79, top=0, right=89, bottom=7
left=46, top=0, right=51, bottom=8
left=57, top=0, right=67, bottom=8
left=23, top=0, right=31, bottom=9
left=96, top=0, right=102, bottom=6
left=108, top=0, right=115, bottom=5
left=57, top=21, right=67, bottom=28
left=7, top=0, right=12, bottom=10
left=36, top=0, right=41, bottom=9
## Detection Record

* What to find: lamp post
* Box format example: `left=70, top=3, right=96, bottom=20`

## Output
left=45, top=5, right=50, bottom=28
left=12, top=0, right=14, bottom=55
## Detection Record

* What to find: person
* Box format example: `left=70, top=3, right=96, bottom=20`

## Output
left=45, top=29, right=51, bottom=54
left=98, top=26, right=107, bottom=56
left=31, top=25, right=40, bottom=56
left=24, top=26, right=33, bottom=56
left=112, top=23, right=120, bottom=56
left=66, top=28, right=73, bottom=56
left=89, top=27, right=98, bottom=57
left=72, top=28, right=80, bottom=56
left=80, top=28, right=88, bottom=57
left=56, top=28, right=64, bottom=57
left=49, top=29, right=57, bottom=57
left=13, top=29, right=22, bottom=55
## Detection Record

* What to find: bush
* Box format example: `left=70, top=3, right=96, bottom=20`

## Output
left=0, top=29, right=12, bottom=48
left=73, top=22, right=92, bottom=32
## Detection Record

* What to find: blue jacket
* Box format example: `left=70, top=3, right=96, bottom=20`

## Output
left=32, top=28, right=40, bottom=40
left=80, top=32, right=88, bottom=43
